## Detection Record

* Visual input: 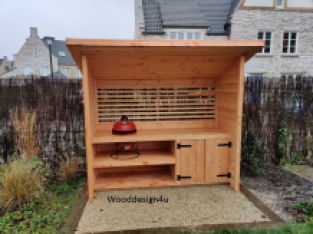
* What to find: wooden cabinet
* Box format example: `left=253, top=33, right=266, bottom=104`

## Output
left=177, top=138, right=230, bottom=185
left=205, top=138, right=230, bottom=183
left=178, top=140, right=204, bottom=184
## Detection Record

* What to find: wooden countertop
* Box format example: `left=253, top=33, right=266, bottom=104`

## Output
left=91, top=128, right=231, bottom=143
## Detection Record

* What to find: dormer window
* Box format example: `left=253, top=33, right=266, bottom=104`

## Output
left=59, top=51, right=66, bottom=56
left=169, top=31, right=202, bottom=40
left=277, top=0, right=283, bottom=8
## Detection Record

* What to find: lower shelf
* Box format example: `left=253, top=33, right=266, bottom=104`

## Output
left=94, top=170, right=176, bottom=190
left=93, top=150, right=175, bottom=168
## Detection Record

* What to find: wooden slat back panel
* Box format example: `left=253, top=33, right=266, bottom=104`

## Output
left=97, top=86, right=215, bottom=122
left=96, top=120, right=215, bottom=130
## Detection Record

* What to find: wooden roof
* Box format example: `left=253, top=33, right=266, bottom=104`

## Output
left=66, top=39, right=264, bottom=79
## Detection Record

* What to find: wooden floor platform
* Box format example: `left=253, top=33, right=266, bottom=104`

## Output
left=94, top=170, right=175, bottom=190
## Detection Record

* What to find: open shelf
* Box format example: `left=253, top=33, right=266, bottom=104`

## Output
left=94, top=169, right=175, bottom=190
left=93, top=150, right=175, bottom=168
left=91, top=128, right=231, bottom=143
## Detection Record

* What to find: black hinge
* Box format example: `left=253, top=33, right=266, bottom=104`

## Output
left=218, top=142, right=232, bottom=148
left=217, top=172, right=231, bottom=178
left=177, top=175, right=192, bottom=181
left=177, top=144, right=192, bottom=149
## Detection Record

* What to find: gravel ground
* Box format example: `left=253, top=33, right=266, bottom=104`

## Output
left=241, top=166, right=313, bottom=223
left=75, top=185, right=270, bottom=234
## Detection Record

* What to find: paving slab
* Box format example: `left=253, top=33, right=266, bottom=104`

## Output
left=284, top=165, right=313, bottom=183
left=75, top=185, right=272, bottom=234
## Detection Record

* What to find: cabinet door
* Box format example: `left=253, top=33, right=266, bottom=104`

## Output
left=205, top=138, right=229, bottom=183
left=179, top=140, right=204, bottom=184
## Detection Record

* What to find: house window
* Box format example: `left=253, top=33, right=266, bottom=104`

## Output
left=169, top=31, right=202, bottom=40
left=62, top=67, right=70, bottom=77
left=257, top=32, right=272, bottom=54
left=33, top=49, right=38, bottom=56
left=276, top=0, right=283, bottom=7
left=41, top=66, right=50, bottom=76
left=59, top=51, right=66, bottom=56
left=76, top=67, right=82, bottom=78
left=23, top=65, right=33, bottom=75
left=282, top=32, right=297, bottom=54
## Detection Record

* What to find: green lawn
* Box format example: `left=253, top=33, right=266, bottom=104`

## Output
left=207, top=223, right=313, bottom=234
left=0, top=177, right=86, bottom=234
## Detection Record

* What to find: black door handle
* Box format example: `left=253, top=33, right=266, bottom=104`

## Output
left=177, top=144, right=192, bottom=149
left=177, top=175, right=192, bottom=181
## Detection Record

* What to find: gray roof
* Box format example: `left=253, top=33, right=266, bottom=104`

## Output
left=0, top=59, right=3, bottom=67
left=44, top=71, right=69, bottom=79
left=142, top=0, right=240, bottom=34
left=41, top=39, right=76, bottom=66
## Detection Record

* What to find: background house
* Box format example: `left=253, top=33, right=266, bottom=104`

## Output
left=135, top=0, right=240, bottom=40
left=0, top=27, right=82, bottom=78
left=231, top=0, right=313, bottom=77
left=0, top=56, right=14, bottom=76
left=135, top=0, right=313, bottom=77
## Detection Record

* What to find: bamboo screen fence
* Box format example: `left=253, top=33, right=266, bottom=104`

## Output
left=0, top=76, right=312, bottom=167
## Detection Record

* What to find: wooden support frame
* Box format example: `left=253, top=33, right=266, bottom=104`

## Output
left=67, top=39, right=264, bottom=201
left=216, top=56, right=245, bottom=192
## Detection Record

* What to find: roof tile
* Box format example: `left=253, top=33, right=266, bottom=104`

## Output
left=41, top=39, right=76, bottom=66
left=142, top=0, right=240, bottom=34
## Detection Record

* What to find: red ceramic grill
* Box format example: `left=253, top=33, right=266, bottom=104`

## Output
left=112, top=115, right=137, bottom=134
left=111, top=116, right=139, bottom=160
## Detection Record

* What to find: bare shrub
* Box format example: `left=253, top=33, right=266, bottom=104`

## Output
left=59, top=155, right=85, bottom=180
left=0, top=159, right=44, bottom=212
left=10, top=108, right=39, bottom=159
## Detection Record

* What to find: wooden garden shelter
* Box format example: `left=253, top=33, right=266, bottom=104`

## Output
left=67, top=39, right=264, bottom=201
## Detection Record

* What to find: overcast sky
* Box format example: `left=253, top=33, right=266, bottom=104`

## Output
left=0, top=0, right=135, bottom=60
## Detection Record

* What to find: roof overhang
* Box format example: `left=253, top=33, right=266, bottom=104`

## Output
left=66, top=39, right=264, bottom=79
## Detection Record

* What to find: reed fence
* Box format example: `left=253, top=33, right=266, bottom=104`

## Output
left=0, top=77, right=84, bottom=165
left=0, top=76, right=312, bottom=169
left=243, top=76, right=313, bottom=166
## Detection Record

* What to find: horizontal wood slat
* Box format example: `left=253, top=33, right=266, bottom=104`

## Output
left=96, top=79, right=216, bottom=88
left=99, top=107, right=215, bottom=111
left=98, top=115, right=215, bottom=121
left=98, top=103, right=215, bottom=107
left=98, top=98, right=214, bottom=103
left=96, top=120, right=215, bottom=130
left=97, top=87, right=215, bottom=122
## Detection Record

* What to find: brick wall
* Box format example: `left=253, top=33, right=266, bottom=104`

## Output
left=231, top=10, right=313, bottom=76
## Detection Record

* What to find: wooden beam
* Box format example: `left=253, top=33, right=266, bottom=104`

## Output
left=233, top=56, right=245, bottom=192
left=82, top=54, right=96, bottom=201
left=66, top=39, right=265, bottom=48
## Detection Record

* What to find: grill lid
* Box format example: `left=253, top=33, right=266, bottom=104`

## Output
left=112, top=116, right=137, bottom=134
